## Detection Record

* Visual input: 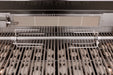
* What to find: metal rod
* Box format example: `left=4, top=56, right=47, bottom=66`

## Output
left=0, top=36, right=113, bottom=40
left=13, top=43, right=43, bottom=45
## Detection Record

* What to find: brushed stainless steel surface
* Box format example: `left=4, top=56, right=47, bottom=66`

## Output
left=0, top=0, right=113, bottom=1
left=0, top=1, right=113, bottom=14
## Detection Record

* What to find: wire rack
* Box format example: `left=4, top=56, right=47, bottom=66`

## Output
left=12, top=27, right=99, bottom=48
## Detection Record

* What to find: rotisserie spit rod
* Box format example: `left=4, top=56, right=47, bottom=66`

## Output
left=0, top=36, right=112, bottom=40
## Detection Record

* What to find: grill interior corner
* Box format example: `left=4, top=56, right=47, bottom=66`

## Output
left=0, top=0, right=113, bottom=75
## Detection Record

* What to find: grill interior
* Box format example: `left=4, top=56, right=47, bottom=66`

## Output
left=0, top=27, right=113, bottom=75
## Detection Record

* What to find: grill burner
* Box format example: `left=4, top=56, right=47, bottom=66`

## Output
left=0, top=27, right=113, bottom=75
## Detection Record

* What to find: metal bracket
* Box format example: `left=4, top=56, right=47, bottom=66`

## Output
left=0, top=13, right=12, bottom=28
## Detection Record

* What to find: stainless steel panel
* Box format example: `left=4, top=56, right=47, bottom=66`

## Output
left=100, top=13, right=113, bottom=26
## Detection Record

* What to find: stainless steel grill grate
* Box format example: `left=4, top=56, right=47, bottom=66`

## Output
left=0, top=27, right=113, bottom=75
